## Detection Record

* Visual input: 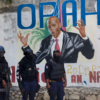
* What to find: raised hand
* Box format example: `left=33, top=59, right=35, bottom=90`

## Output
left=17, top=31, right=30, bottom=47
left=75, top=19, right=86, bottom=38
left=46, top=83, right=51, bottom=89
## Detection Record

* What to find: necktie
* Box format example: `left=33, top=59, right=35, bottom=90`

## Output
left=55, top=39, right=61, bottom=55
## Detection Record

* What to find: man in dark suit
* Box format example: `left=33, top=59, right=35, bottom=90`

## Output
left=17, top=17, right=94, bottom=63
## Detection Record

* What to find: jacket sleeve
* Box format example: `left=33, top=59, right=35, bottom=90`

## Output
left=78, top=35, right=95, bottom=59
left=73, top=33, right=95, bottom=59
left=35, top=39, right=48, bottom=64
left=63, top=64, right=66, bottom=74
left=4, top=63, right=11, bottom=82
left=45, top=61, right=51, bottom=80
left=22, top=39, right=46, bottom=64
left=34, top=62, right=38, bottom=82
left=8, top=67, right=11, bottom=82
left=16, top=62, right=24, bottom=90
left=22, top=45, right=31, bottom=52
left=0, top=63, right=11, bottom=82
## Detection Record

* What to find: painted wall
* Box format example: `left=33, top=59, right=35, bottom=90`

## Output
left=0, top=0, right=99, bottom=87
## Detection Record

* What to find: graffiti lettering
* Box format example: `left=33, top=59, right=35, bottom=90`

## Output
left=71, top=75, right=82, bottom=83
left=67, top=65, right=100, bottom=75
left=67, top=65, right=72, bottom=74
left=73, top=68, right=77, bottom=74
left=89, top=71, right=97, bottom=83
left=17, top=0, right=100, bottom=29
left=79, top=65, right=84, bottom=74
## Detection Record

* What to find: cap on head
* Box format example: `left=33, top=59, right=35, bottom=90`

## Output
left=24, top=49, right=33, bottom=55
left=53, top=50, right=60, bottom=54
left=0, top=46, right=5, bottom=53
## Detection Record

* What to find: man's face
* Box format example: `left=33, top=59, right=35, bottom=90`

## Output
left=30, top=52, right=33, bottom=55
left=0, top=51, right=4, bottom=57
left=53, top=52, right=60, bottom=62
left=54, top=52, right=60, bottom=56
left=48, top=17, right=61, bottom=38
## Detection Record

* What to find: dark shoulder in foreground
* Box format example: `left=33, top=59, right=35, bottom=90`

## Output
left=46, top=59, right=53, bottom=65
left=18, top=56, right=26, bottom=65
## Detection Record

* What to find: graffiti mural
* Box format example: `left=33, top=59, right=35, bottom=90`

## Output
left=0, top=0, right=98, bottom=87
left=16, top=0, right=98, bottom=87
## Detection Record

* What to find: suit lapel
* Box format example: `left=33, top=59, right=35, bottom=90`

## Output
left=61, top=32, right=74, bottom=58
left=46, top=35, right=53, bottom=58
left=61, top=32, right=70, bottom=57
left=45, top=35, right=52, bottom=48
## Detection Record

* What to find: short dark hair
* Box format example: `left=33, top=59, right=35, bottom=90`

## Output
left=53, top=50, right=60, bottom=54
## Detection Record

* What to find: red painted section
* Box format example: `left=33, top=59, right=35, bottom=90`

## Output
left=11, top=66, right=15, bottom=83
left=97, top=71, right=100, bottom=83
left=41, top=72, right=46, bottom=83
left=89, top=71, right=96, bottom=83
left=77, top=75, right=82, bottom=83
left=71, top=75, right=76, bottom=83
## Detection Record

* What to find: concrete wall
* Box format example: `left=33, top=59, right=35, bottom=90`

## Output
left=0, top=0, right=97, bottom=13
left=9, top=86, right=100, bottom=100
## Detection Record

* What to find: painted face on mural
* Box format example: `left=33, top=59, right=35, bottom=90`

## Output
left=48, top=17, right=61, bottom=38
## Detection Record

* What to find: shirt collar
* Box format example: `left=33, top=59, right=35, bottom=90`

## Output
left=52, top=31, right=63, bottom=41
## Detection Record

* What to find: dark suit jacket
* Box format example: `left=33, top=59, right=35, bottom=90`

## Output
left=22, top=31, right=94, bottom=64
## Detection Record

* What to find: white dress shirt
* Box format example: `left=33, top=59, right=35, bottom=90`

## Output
left=51, top=31, right=63, bottom=56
